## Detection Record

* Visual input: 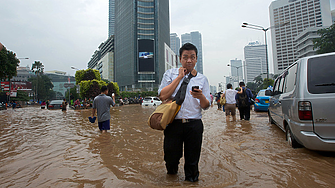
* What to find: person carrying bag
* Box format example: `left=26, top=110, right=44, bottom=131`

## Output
left=148, top=71, right=195, bottom=130
left=156, top=43, right=211, bottom=182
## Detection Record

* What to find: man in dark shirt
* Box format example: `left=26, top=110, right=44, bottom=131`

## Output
left=235, top=82, right=253, bottom=120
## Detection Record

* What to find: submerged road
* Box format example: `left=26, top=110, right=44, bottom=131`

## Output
left=0, top=105, right=334, bottom=187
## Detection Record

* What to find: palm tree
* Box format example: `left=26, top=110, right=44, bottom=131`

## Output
left=31, top=61, right=44, bottom=101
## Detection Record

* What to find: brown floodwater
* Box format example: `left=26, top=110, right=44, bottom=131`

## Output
left=0, top=105, right=335, bottom=187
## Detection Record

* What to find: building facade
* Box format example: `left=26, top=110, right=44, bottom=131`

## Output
left=164, top=43, right=178, bottom=71
left=181, top=31, right=203, bottom=74
left=45, top=71, right=75, bottom=99
left=113, top=0, right=170, bottom=91
left=294, top=26, right=327, bottom=58
left=87, top=35, right=115, bottom=82
left=269, top=0, right=332, bottom=74
left=244, top=41, right=267, bottom=83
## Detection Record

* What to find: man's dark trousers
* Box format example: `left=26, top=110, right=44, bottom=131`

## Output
left=238, top=105, right=250, bottom=120
left=163, top=119, right=203, bottom=182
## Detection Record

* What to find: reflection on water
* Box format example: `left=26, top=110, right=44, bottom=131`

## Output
left=0, top=106, right=335, bottom=187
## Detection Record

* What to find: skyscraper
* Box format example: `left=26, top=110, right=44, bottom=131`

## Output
left=230, top=59, right=243, bottom=88
left=108, top=0, right=115, bottom=36
left=181, top=31, right=203, bottom=74
left=170, top=33, right=180, bottom=55
left=113, top=0, right=170, bottom=91
left=244, top=41, right=267, bottom=83
left=269, top=0, right=332, bottom=74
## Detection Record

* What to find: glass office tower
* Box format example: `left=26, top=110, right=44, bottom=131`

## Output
left=113, top=0, right=170, bottom=91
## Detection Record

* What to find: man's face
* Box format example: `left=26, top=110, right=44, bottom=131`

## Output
left=180, top=50, right=197, bottom=72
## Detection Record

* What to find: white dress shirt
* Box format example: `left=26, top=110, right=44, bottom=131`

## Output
left=158, top=68, right=211, bottom=119
left=224, top=89, right=238, bottom=104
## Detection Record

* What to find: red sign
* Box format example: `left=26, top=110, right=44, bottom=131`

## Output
left=11, top=81, right=32, bottom=90
left=1, top=81, right=10, bottom=91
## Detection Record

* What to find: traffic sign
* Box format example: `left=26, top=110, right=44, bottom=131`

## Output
left=64, top=83, right=75, bottom=88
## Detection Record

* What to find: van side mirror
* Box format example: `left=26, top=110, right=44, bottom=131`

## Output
left=265, top=90, right=273, bottom=96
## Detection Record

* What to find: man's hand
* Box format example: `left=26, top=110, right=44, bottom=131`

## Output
left=190, top=89, right=210, bottom=109
left=190, top=88, right=203, bottom=99
left=178, top=67, right=187, bottom=79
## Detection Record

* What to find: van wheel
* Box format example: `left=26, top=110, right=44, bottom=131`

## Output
left=286, top=126, right=303, bottom=148
left=268, top=111, right=275, bottom=124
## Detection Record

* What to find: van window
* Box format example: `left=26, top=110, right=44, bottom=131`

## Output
left=284, top=63, right=298, bottom=93
left=273, top=76, right=285, bottom=95
left=308, top=55, right=335, bottom=94
left=273, top=77, right=281, bottom=95
left=279, top=75, right=286, bottom=93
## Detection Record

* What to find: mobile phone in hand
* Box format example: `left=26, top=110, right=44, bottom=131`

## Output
left=192, top=86, right=199, bottom=92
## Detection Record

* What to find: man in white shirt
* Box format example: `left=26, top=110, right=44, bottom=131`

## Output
left=158, top=43, right=211, bottom=182
left=222, top=83, right=240, bottom=122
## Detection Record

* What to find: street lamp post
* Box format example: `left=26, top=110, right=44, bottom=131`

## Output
left=227, top=64, right=244, bottom=85
left=242, top=21, right=289, bottom=79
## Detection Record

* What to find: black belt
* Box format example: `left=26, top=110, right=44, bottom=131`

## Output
left=174, top=119, right=200, bottom=123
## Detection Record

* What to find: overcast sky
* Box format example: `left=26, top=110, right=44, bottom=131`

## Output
left=1, top=0, right=334, bottom=87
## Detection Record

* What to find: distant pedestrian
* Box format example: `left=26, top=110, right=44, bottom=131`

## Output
left=235, top=82, right=253, bottom=120
left=12, top=100, right=17, bottom=109
left=62, top=99, right=67, bottom=111
left=41, top=101, right=46, bottom=109
left=215, top=92, right=222, bottom=110
left=91, top=86, right=115, bottom=133
left=210, top=93, right=213, bottom=107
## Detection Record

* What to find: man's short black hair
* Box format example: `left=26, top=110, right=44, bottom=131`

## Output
left=227, top=83, right=232, bottom=89
left=239, top=82, right=245, bottom=87
left=101, top=86, right=108, bottom=92
left=179, top=42, right=198, bottom=57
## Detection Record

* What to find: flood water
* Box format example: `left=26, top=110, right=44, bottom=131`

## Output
left=1, top=105, right=335, bottom=187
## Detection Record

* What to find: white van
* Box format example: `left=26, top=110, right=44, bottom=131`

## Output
left=266, top=52, right=335, bottom=151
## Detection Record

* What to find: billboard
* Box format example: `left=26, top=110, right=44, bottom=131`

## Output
left=138, top=39, right=154, bottom=72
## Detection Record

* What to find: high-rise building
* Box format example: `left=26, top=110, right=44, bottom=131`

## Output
left=113, top=0, right=170, bottom=91
left=109, top=0, right=115, bottom=36
left=230, top=59, right=243, bottom=88
left=170, top=33, right=181, bottom=67
left=244, top=41, right=267, bottom=83
left=181, top=31, right=203, bottom=74
left=269, top=0, right=332, bottom=74
left=170, top=33, right=180, bottom=56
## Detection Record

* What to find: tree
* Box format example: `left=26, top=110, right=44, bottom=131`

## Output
left=31, top=61, right=44, bottom=75
left=0, top=46, right=20, bottom=80
left=246, top=82, right=258, bottom=93
left=75, top=69, right=101, bottom=84
left=28, top=75, right=54, bottom=101
left=313, top=24, right=335, bottom=54
left=65, top=86, right=79, bottom=101
left=31, top=61, right=45, bottom=101
left=79, top=79, right=107, bottom=99
left=15, top=90, right=30, bottom=101
left=262, top=78, right=274, bottom=89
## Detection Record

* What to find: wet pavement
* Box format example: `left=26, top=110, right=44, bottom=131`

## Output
left=0, top=105, right=335, bottom=187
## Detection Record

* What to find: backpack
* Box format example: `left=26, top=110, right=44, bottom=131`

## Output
left=238, top=88, right=248, bottom=107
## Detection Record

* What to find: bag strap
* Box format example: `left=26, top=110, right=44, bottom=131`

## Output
left=174, top=71, right=197, bottom=105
